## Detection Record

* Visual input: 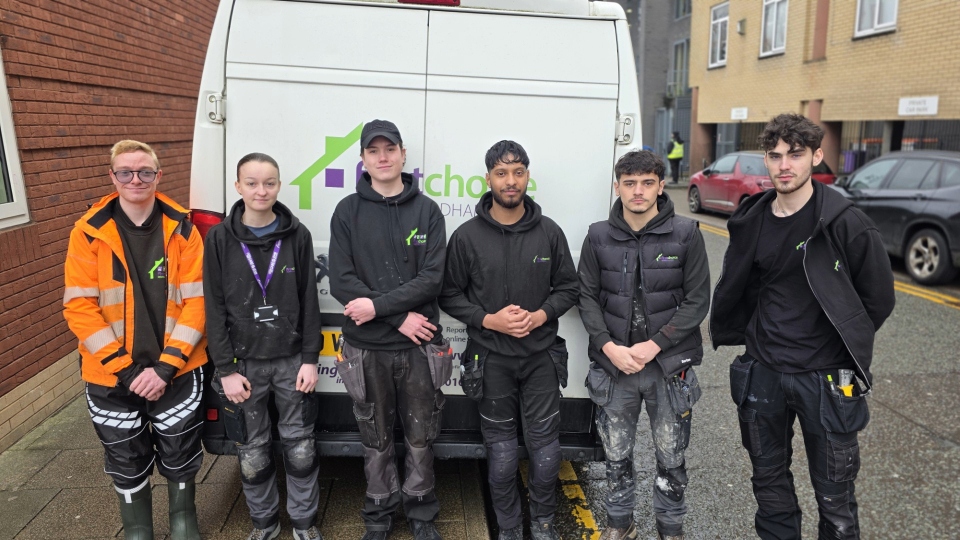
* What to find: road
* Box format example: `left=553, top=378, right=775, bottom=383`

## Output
left=566, top=185, right=960, bottom=539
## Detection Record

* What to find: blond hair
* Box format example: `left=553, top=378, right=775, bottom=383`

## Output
left=110, top=140, right=160, bottom=169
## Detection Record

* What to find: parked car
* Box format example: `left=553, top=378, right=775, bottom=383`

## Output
left=687, top=151, right=836, bottom=215
left=831, top=150, right=960, bottom=285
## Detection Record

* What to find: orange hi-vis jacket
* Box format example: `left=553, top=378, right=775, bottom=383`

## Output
left=63, top=192, right=207, bottom=387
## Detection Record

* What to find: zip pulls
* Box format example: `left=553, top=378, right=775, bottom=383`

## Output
left=619, top=251, right=628, bottom=294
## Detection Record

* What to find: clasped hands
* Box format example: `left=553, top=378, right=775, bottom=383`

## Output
left=602, top=340, right=661, bottom=375
left=482, top=305, right=548, bottom=339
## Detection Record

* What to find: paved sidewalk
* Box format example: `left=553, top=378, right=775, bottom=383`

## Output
left=0, top=396, right=489, bottom=540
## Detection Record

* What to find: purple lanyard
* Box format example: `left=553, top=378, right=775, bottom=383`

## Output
left=240, top=240, right=282, bottom=304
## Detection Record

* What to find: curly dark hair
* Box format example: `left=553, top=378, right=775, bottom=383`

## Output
left=758, top=113, right=824, bottom=152
left=485, top=140, right=530, bottom=171
left=615, top=150, right=666, bottom=181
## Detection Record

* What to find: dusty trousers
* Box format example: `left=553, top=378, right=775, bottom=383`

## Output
left=594, top=361, right=691, bottom=536
left=479, top=350, right=562, bottom=530
left=350, top=346, right=444, bottom=532
left=730, top=355, right=868, bottom=540
left=227, top=354, right=320, bottom=531
left=86, top=367, right=205, bottom=490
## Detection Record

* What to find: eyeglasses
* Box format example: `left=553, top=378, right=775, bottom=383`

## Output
left=112, top=169, right=158, bottom=184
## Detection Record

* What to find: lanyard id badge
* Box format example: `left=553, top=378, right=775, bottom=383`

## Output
left=240, top=240, right=282, bottom=323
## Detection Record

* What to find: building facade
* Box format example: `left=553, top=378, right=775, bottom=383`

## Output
left=0, top=0, right=219, bottom=452
left=688, top=0, right=960, bottom=175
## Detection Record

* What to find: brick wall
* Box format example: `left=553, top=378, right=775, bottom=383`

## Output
left=688, top=0, right=960, bottom=124
left=0, top=0, right=219, bottom=407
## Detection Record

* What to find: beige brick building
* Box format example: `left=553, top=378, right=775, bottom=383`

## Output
left=688, top=0, right=960, bottom=175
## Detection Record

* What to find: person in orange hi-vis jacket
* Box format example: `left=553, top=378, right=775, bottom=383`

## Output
left=63, top=140, right=207, bottom=540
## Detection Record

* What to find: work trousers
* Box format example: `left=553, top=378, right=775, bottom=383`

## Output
left=351, top=346, right=444, bottom=532
left=730, top=355, right=869, bottom=540
left=227, top=354, right=320, bottom=531
left=86, top=367, right=204, bottom=492
left=595, top=361, right=691, bottom=536
left=479, top=350, right=562, bottom=530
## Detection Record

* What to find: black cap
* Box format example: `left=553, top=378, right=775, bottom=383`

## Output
left=361, top=119, right=402, bottom=148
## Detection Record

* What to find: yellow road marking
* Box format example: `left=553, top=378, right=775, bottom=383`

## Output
left=559, top=462, right=600, bottom=540
left=558, top=460, right=578, bottom=482
left=698, top=220, right=960, bottom=311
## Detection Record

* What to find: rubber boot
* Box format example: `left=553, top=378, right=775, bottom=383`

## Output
left=115, top=481, right=154, bottom=540
left=167, top=480, right=201, bottom=540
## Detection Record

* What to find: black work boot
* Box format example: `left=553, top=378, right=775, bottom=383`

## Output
left=656, top=530, right=685, bottom=540
left=409, top=519, right=442, bottom=540
left=167, top=480, right=201, bottom=540
left=115, top=481, right=154, bottom=540
left=530, top=520, right=560, bottom=540
left=599, top=523, right=638, bottom=540
left=498, top=525, right=523, bottom=540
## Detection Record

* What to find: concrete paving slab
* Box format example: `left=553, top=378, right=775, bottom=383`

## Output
left=0, top=488, right=59, bottom=540
left=26, top=411, right=99, bottom=451
left=23, top=448, right=112, bottom=489
left=0, top=449, right=59, bottom=491
left=198, top=454, right=243, bottom=485
left=13, top=487, right=122, bottom=539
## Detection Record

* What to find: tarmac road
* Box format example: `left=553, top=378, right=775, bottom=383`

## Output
left=564, top=186, right=960, bottom=539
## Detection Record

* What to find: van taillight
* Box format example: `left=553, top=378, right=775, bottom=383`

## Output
left=206, top=408, right=219, bottom=422
left=190, top=209, right=225, bottom=240
left=398, top=0, right=460, bottom=5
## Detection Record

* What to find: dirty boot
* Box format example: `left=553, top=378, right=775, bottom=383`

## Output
left=599, top=522, right=637, bottom=540
left=498, top=525, right=523, bottom=540
left=530, top=520, right=560, bottom=540
left=167, top=480, right=200, bottom=540
left=656, top=531, right=684, bottom=540
left=115, top=481, right=154, bottom=540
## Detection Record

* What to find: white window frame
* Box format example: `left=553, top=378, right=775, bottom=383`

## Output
left=760, top=0, right=789, bottom=57
left=709, top=2, right=729, bottom=69
left=854, top=0, right=898, bottom=38
left=0, top=48, right=29, bottom=230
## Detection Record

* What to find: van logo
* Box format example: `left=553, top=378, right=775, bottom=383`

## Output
left=290, top=123, right=364, bottom=210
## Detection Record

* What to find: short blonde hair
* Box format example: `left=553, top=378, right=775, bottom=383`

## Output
left=110, top=140, right=160, bottom=169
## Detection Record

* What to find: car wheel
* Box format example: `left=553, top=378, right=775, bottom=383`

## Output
left=688, top=186, right=702, bottom=213
left=904, top=228, right=958, bottom=285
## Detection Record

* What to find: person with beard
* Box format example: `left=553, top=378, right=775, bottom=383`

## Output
left=711, top=114, right=895, bottom=539
left=203, top=153, right=323, bottom=540
left=577, top=150, right=710, bottom=540
left=439, top=140, right=579, bottom=540
left=328, top=120, right=448, bottom=540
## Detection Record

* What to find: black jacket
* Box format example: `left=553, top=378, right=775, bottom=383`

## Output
left=439, top=192, right=579, bottom=357
left=578, top=194, right=710, bottom=377
left=329, top=172, right=446, bottom=350
left=203, top=200, right=322, bottom=375
left=711, top=181, right=896, bottom=390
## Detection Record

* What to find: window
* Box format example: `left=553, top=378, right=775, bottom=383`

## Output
left=669, top=40, right=689, bottom=96
left=761, top=0, right=788, bottom=56
left=941, top=162, right=960, bottom=189
left=855, top=0, right=897, bottom=37
left=712, top=154, right=738, bottom=174
left=739, top=156, right=767, bottom=176
left=675, top=0, right=691, bottom=19
left=848, top=159, right=896, bottom=190
left=0, top=45, right=28, bottom=229
left=886, top=159, right=936, bottom=190
left=709, top=3, right=729, bottom=68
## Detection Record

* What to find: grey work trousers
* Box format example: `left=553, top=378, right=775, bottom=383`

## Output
left=595, top=361, right=692, bottom=536
left=230, top=354, right=320, bottom=531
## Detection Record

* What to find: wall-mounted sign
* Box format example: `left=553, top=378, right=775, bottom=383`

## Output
left=731, top=107, right=748, bottom=120
left=898, top=96, right=938, bottom=117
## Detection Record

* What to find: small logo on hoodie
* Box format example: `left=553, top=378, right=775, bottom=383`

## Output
left=533, top=255, right=551, bottom=264
left=148, top=257, right=166, bottom=280
left=406, top=228, right=427, bottom=246
left=796, top=241, right=807, bottom=251
left=834, top=260, right=842, bottom=272
left=656, top=253, right=679, bottom=262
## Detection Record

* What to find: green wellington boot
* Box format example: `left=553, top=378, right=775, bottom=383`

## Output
left=115, top=481, right=154, bottom=540
left=167, top=480, right=201, bottom=540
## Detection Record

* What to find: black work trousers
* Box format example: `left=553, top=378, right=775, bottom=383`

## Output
left=479, top=350, right=562, bottom=530
left=730, top=355, right=870, bottom=540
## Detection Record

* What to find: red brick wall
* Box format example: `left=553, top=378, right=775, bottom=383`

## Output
left=0, top=0, right=219, bottom=398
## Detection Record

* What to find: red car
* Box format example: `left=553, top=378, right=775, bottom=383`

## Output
left=687, top=151, right=836, bottom=214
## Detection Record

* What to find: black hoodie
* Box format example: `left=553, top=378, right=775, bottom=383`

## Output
left=711, top=180, right=896, bottom=390
left=203, top=200, right=321, bottom=375
left=329, top=172, right=446, bottom=350
left=439, top=192, right=579, bottom=357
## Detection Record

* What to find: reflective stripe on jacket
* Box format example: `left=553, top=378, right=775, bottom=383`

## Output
left=667, top=141, right=684, bottom=160
left=63, top=192, right=207, bottom=387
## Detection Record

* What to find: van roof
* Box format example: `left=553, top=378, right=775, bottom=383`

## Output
left=274, top=0, right=625, bottom=19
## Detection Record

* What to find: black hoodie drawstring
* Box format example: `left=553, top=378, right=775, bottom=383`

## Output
left=385, top=197, right=406, bottom=284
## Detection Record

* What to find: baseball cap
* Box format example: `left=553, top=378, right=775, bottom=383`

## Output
left=361, top=119, right=402, bottom=148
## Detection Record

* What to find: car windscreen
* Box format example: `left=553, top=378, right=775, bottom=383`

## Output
left=739, top=156, right=766, bottom=176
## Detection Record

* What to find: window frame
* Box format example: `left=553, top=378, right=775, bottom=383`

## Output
left=759, top=0, right=789, bottom=57
left=674, top=0, right=692, bottom=20
left=854, top=0, right=898, bottom=38
left=0, top=49, right=29, bottom=230
left=669, top=38, right=690, bottom=96
left=709, top=2, right=730, bottom=69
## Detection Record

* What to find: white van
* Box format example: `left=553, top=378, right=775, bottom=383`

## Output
left=190, top=0, right=641, bottom=461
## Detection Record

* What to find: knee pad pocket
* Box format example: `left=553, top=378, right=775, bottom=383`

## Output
left=238, top=444, right=275, bottom=485
left=282, top=438, right=318, bottom=479
left=655, top=462, right=688, bottom=503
